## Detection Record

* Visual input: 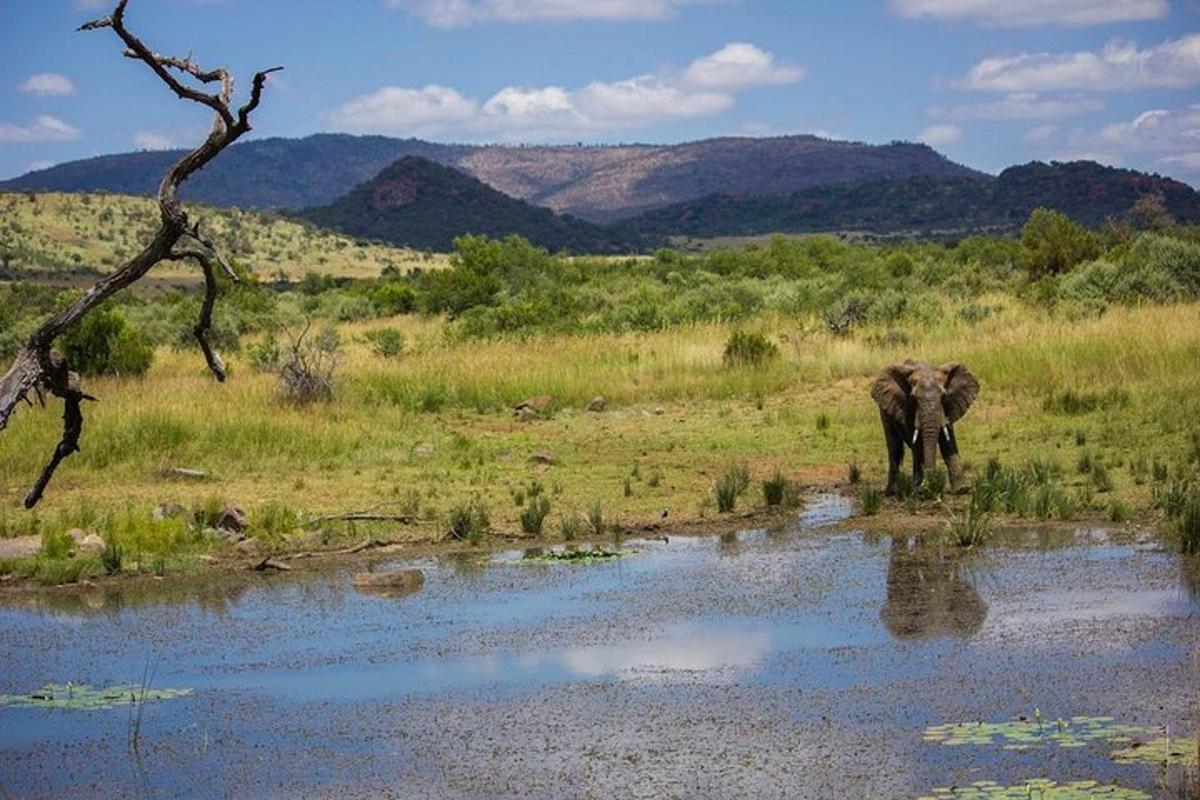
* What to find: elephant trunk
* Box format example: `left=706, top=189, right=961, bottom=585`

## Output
left=918, top=404, right=941, bottom=474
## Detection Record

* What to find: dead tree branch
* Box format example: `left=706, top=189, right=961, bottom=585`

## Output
left=0, top=0, right=280, bottom=507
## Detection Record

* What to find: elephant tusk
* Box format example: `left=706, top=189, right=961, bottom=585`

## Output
left=912, top=428, right=919, bottom=444
left=942, top=426, right=949, bottom=441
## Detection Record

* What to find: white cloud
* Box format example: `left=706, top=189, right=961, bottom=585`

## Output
left=0, top=115, right=81, bottom=143
left=1060, top=105, right=1200, bottom=174
left=384, top=0, right=709, bottom=27
left=333, top=85, right=480, bottom=136
left=929, top=92, right=1102, bottom=121
left=917, top=123, right=963, bottom=146
left=891, top=0, right=1167, bottom=26
left=959, top=34, right=1200, bottom=92
left=19, top=73, right=76, bottom=96
left=1023, top=123, right=1059, bottom=143
left=326, top=42, right=802, bottom=139
left=680, top=43, right=804, bottom=91
left=134, top=132, right=175, bottom=150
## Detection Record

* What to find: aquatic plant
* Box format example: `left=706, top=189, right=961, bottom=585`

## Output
left=520, top=546, right=635, bottom=565
left=923, top=716, right=1156, bottom=750
left=0, top=683, right=192, bottom=711
left=916, top=778, right=1149, bottom=799
left=1110, top=735, right=1199, bottom=766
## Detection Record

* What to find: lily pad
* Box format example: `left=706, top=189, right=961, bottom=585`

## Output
left=520, top=547, right=637, bottom=565
left=0, top=682, right=193, bottom=711
left=923, top=716, right=1157, bottom=750
left=916, top=778, right=1150, bottom=799
left=1110, top=736, right=1199, bottom=766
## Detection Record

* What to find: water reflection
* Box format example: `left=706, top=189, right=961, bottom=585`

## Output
left=881, top=535, right=987, bottom=640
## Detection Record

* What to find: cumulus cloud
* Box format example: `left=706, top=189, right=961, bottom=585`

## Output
left=917, top=123, right=963, bottom=146
left=0, top=115, right=81, bottom=143
left=680, top=42, right=805, bottom=90
left=959, top=34, right=1200, bottom=92
left=929, top=92, right=1103, bottom=121
left=385, top=0, right=711, bottom=26
left=891, top=0, right=1167, bottom=26
left=19, top=73, right=76, bottom=96
left=134, top=132, right=176, bottom=150
left=1062, top=105, right=1200, bottom=175
left=326, top=42, right=801, bottom=139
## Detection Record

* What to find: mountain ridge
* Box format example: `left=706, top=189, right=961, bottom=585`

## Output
left=0, top=132, right=985, bottom=222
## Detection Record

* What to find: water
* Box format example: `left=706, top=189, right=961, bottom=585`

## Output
left=0, top=496, right=1196, bottom=799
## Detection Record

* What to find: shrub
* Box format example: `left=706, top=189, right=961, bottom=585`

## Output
left=722, top=330, right=778, bottom=368
left=824, top=293, right=872, bottom=335
left=1021, top=207, right=1100, bottom=278
left=365, top=327, right=405, bottom=359
left=60, top=308, right=154, bottom=377
left=520, top=494, right=551, bottom=536
left=447, top=498, right=490, bottom=543
left=246, top=336, right=281, bottom=372
left=278, top=324, right=340, bottom=404
left=859, top=485, right=882, bottom=516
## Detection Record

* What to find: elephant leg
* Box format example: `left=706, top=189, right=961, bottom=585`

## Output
left=940, top=424, right=968, bottom=494
left=881, top=413, right=904, bottom=496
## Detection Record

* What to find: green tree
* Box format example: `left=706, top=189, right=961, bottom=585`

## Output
left=1020, top=208, right=1100, bottom=278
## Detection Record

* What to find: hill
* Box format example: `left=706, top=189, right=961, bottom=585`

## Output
left=295, top=156, right=648, bottom=253
left=0, top=133, right=984, bottom=222
left=0, top=190, right=440, bottom=282
left=627, top=161, right=1200, bottom=239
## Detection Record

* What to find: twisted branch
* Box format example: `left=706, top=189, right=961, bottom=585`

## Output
left=0, top=0, right=280, bottom=507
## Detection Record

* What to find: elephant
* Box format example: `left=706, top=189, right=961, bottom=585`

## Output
left=870, top=360, right=979, bottom=495
left=880, top=535, right=987, bottom=639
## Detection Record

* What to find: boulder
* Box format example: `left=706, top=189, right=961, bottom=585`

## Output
left=76, top=534, right=107, bottom=557
left=586, top=395, right=607, bottom=412
left=233, top=537, right=260, bottom=556
left=352, top=568, right=425, bottom=597
left=412, top=442, right=435, bottom=459
left=514, top=395, right=553, bottom=420
left=530, top=450, right=556, bottom=466
left=153, top=502, right=186, bottom=521
left=0, top=535, right=41, bottom=559
left=216, top=505, right=248, bottom=533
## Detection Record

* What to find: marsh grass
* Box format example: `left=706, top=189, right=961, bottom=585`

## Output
left=859, top=485, right=882, bottom=516
left=715, top=463, right=751, bottom=513
left=762, top=471, right=788, bottom=506
left=949, top=489, right=992, bottom=548
left=447, top=499, right=490, bottom=544
left=519, top=494, right=551, bottom=535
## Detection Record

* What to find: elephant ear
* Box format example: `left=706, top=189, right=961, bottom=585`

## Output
left=939, top=362, right=979, bottom=423
left=870, top=364, right=913, bottom=426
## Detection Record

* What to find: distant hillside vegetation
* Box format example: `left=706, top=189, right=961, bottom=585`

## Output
left=295, top=156, right=650, bottom=253
left=1, top=133, right=984, bottom=222
left=0, top=190, right=437, bottom=281
left=627, top=161, right=1200, bottom=238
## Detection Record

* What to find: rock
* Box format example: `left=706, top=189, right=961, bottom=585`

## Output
left=76, top=534, right=107, bottom=557
left=412, top=442, right=435, bottom=459
left=163, top=467, right=209, bottom=481
left=352, top=568, right=425, bottom=597
left=586, top=395, right=607, bottom=412
left=153, top=502, right=186, bottom=521
left=530, top=450, right=556, bottom=466
left=216, top=505, right=248, bottom=533
left=0, top=535, right=41, bottom=559
left=514, top=395, right=553, bottom=420
left=233, top=537, right=260, bottom=556
left=252, top=557, right=292, bottom=572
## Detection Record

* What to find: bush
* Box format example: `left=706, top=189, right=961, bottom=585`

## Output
left=60, top=308, right=154, bottom=377
left=722, top=330, right=778, bottom=368
left=278, top=324, right=340, bottom=404
left=1021, top=208, right=1100, bottom=278
left=364, top=327, right=405, bottom=359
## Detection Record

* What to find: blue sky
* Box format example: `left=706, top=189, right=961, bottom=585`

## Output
left=1, top=0, right=1198, bottom=185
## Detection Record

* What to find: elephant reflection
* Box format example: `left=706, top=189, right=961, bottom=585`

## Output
left=881, top=535, right=987, bottom=639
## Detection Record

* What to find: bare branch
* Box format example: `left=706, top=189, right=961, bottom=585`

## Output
left=1, top=0, right=279, bottom=506
left=165, top=249, right=227, bottom=381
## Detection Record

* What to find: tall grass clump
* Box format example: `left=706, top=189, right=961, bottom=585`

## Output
left=948, top=488, right=993, bottom=548
left=520, top=494, right=551, bottom=535
left=859, top=485, right=882, bottom=516
left=1179, top=494, right=1200, bottom=555
left=559, top=513, right=584, bottom=541
left=447, top=498, right=490, bottom=544
left=762, top=471, right=788, bottom=506
left=715, top=463, right=751, bottom=513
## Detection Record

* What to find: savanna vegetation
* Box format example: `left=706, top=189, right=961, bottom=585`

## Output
left=2, top=197, right=1199, bottom=584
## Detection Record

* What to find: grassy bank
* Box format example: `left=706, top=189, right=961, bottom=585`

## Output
left=2, top=299, right=1198, bottom=584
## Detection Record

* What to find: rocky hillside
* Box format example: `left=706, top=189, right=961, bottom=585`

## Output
left=1, top=133, right=984, bottom=222
left=296, top=156, right=648, bottom=253
left=627, top=161, right=1200, bottom=239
